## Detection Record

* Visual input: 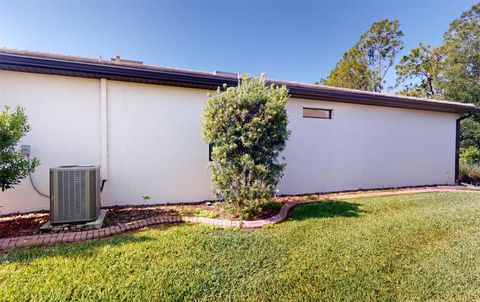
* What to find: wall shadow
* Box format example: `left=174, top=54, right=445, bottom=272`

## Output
left=289, top=200, right=364, bottom=221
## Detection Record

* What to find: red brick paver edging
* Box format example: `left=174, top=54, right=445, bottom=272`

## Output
left=0, top=186, right=478, bottom=250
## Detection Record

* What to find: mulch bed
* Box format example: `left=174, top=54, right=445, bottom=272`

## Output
left=0, top=200, right=286, bottom=239
left=0, top=211, right=49, bottom=239
left=3, top=185, right=461, bottom=239
left=102, top=203, right=220, bottom=227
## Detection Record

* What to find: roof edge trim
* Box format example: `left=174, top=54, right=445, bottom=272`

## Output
left=0, top=52, right=478, bottom=114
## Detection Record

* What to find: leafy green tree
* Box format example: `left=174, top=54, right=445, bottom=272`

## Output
left=460, top=116, right=480, bottom=150
left=321, top=46, right=374, bottom=91
left=394, top=4, right=479, bottom=155
left=0, top=106, right=39, bottom=191
left=395, top=44, right=443, bottom=97
left=202, top=76, right=290, bottom=217
left=442, top=3, right=480, bottom=106
left=323, top=19, right=404, bottom=92
left=442, top=3, right=480, bottom=152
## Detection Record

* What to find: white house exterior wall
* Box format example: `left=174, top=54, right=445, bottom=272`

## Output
left=281, top=98, right=457, bottom=194
left=0, top=70, right=458, bottom=214
left=0, top=71, right=101, bottom=214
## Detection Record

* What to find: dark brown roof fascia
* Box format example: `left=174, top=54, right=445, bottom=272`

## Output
left=281, top=83, right=478, bottom=114
left=0, top=52, right=478, bottom=114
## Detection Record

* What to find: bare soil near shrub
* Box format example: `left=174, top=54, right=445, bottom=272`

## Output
left=0, top=200, right=285, bottom=239
left=2, top=186, right=467, bottom=239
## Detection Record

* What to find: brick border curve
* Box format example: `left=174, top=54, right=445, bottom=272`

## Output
left=1, top=187, right=478, bottom=250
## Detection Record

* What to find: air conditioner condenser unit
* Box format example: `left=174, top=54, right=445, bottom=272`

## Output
left=49, top=165, right=101, bottom=224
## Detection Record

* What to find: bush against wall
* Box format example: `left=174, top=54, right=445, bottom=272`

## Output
left=202, top=75, right=290, bottom=217
left=459, top=146, right=480, bottom=185
left=460, top=146, right=480, bottom=165
left=0, top=106, right=39, bottom=191
left=459, top=163, right=480, bottom=185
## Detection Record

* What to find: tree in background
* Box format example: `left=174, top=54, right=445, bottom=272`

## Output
left=442, top=3, right=480, bottom=106
left=322, top=19, right=404, bottom=92
left=0, top=106, right=39, bottom=192
left=442, top=4, right=480, bottom=155
left=202, top=76, right=290, bottom=218
left=394, top=3, right=479, bottom=179
left=319, top=46, right=374, bottom=91
left=395, top=44, right=444, bottom=98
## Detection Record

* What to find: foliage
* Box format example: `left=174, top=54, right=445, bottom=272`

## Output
left=460, top=146, right=480, bottom=165
left=220, top=198, right=269, bottom=220
left=460, top=115, right=480, bottom=150
left=320, top=46, right=374, bottom=91
left=442, top=3, right=480, bottom=106
left=459, top=163, right=480, bottom=184
left=220, top=199, right=283, bottom=220
left=2, top=193, right=480, bottom=301
left=322, top=19, right=404, bottom=92
left=460, top=145, right=480, bottom=184
left=443, top=3, right=480, bottom=150
left=395, top=43, right=443, bottom=97
left=395, top=4, right=480, bottom=150
left=202, top=76, right=290, bottom=217
left=0, top=106, right=39, bottom=192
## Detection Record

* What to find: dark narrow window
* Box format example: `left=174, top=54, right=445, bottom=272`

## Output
left=303, top=107, right=332, bottom=119
left=208, top=143, right=213, bottom=161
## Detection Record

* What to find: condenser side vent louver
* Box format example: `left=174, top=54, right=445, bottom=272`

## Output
left=50, top=165, right=101, bottom=224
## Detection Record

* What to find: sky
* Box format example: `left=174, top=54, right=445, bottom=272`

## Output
left=0, top=0, right=478, bottom=90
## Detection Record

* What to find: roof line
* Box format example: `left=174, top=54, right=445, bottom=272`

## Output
left=0, top=48, right=478, bottom=114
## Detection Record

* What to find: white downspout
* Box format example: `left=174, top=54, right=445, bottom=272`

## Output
left=100, top=78, right=109, bottom=181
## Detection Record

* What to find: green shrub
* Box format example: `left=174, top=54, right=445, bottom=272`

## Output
left=460, top=146, right=480, bottom=165
left=202, top=75, right=290, bottom=217
left=221, top=199, right=283, bottom=220
left=0, top=106, right=39, bottom=191
left=263, top=200, right=283, bottom=211
left=459, top=163, right=480, bottom=185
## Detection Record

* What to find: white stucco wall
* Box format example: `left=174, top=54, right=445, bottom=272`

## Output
left=0, top=70, right=458, bottom=214
left=280, top=99, right=457, bottom=194
left=104, top=80, right=213, bottom=204
left=0, top=71, right=101, bottom=214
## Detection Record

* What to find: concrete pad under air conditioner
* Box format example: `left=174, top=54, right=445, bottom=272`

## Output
left=40, top=209, right=107, bottom=232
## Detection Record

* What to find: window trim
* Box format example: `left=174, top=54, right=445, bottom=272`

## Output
left=302, top=107, right=333, bottom=119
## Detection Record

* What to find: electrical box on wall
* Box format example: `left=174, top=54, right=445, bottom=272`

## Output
left=20, top=145, right=31, bottom=156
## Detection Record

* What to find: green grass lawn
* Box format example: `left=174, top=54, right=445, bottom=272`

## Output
left=1, top=192, right=480, bottom=301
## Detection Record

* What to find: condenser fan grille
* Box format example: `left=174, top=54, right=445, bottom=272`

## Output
left=50, top=166, right=100, bottom=224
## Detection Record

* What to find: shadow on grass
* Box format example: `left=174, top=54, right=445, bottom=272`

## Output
left=0, top=223, right=180, bottom=264
left=289, top=200, right=364, bottom=221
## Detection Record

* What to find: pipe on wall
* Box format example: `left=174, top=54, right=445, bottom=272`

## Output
left=100, top=78, right=109, bottom=181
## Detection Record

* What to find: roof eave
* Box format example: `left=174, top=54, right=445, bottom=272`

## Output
left=0, top=52, right=477, bottom=114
